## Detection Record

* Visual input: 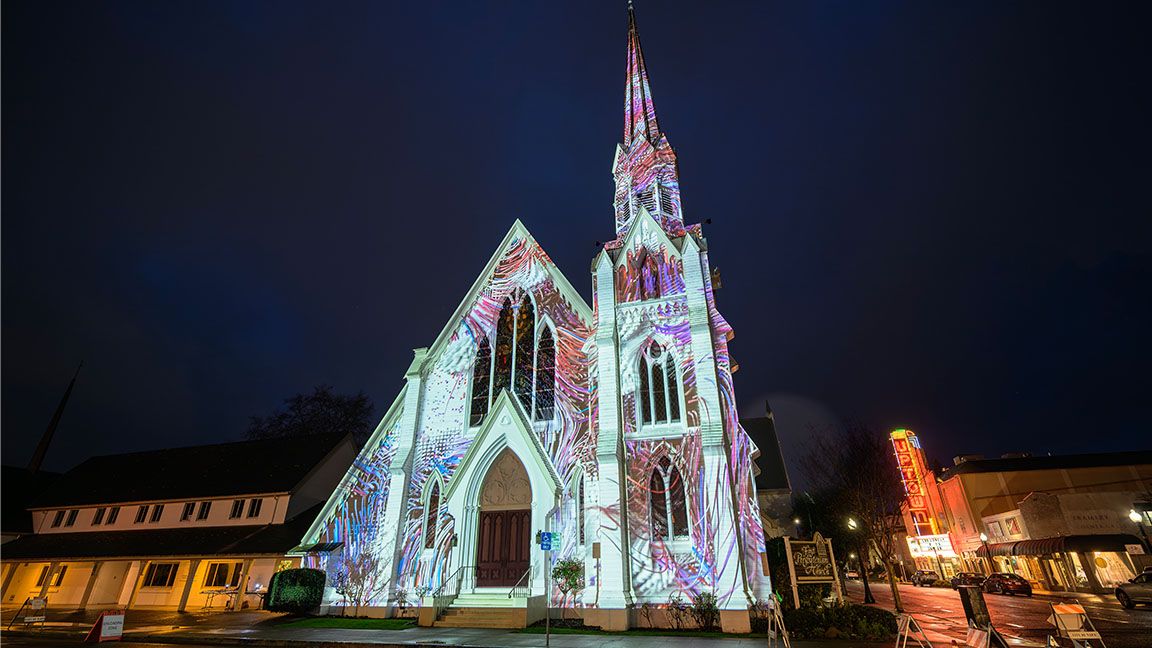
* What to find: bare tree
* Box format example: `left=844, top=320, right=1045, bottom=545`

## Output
left=248, top=385, right=375, bottom=446
left=334, top=550, right=391, bottom=617
left=801, top=421, right=905, bottom=612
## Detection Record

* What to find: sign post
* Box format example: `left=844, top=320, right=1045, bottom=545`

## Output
left=783, top=532, right=840, bottom=609
left=539, top=530, right=553, bottom=648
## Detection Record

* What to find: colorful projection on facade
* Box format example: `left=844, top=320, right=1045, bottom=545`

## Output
left=299, top=4, right=772, bottom=616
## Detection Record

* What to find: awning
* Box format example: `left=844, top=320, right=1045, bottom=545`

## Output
left=976, top=534, right=1142, bottom=558
left=291, top=541, right=344, bottom=554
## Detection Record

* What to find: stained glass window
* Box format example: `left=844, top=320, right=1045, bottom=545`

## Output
left=470, top=336, right=491, bottom=426
left=651, top=360, right=667, bottom=423
left=668, top=466, right=688, bottom=537
left=494, top=298, right=515, bottom=395
left=424, top=481, right=440, bottom=549
left=639, top=342, right=680, bottom=426
left=639, top=356, right=652, bottom=423
left=535, top=327, right=555, bottom=420
left=667, top=357, right=680, bottom=422
left=643, top=253, right=661, bottom=300
left=514, top=296, right=535, bottom=410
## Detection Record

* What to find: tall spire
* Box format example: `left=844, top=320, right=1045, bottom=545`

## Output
left=624, top=2, right=660, bottom=146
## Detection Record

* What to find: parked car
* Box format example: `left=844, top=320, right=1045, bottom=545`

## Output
left=911, top=570, right=940, bottom=586
left=982, top=572, right=1033, bottom=596
left=950, top=572, right=987, bottom=589
left=1116, top=572, right=1152, bottom=609
left=845, top=569, right=860, bottom=579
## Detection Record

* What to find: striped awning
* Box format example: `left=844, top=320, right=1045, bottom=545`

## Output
left=976, top=534, right=1141, bottom=557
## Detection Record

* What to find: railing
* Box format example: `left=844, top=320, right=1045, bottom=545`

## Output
left=508, top=564, right=534, bottom=599
left=431, top=565, right=472, bottom=621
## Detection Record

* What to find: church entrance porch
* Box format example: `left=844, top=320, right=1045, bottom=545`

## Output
left=474, top=448, right=533, bottom=588
left=475, top=509, right=530, bottom=586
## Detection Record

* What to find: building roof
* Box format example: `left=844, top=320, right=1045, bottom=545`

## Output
left=28, top=432, right=350, bottom=509
left=741, top=415, right=791, bottom=491
left=944, top=450, right=1152, bottom=477
left=0, top=504, right=323, bottom=561
left=2, top=466, right=61, bottom=535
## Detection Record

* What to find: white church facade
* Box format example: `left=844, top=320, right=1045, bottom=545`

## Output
left=298, top=6, right=774, bottom=632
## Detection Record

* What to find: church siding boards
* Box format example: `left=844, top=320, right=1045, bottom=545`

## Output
left=300, top=6, right=773, bottom=626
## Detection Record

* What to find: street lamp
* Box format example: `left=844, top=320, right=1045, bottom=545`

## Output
left=793, top=518, right=802, bottom=538
left=847, top=517, right=875, bottom=604
left=979, top=532, right=992, bottom=575
left=1130, top=510, right=1150, bottom=552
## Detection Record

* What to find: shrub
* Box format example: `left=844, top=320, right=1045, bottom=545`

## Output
left=666, top=593, right=690, bottom=630
left=689, top=592, right=720, bottom=631
left=782, top=603, right=896, bottom=640
left=266, top=568, right=326, bottom=614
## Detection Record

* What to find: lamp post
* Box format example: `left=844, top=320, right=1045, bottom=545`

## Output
left=793, top=518, right=802, bottom=539
left=1129, top=510, right=1150, bottom=552
left=848, top=517, right=875, bottom=604
left=979, top=532, right=992, bottom=575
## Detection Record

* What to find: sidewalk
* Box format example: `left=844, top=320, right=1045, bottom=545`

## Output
left=3, top=615, right=890, bottom=648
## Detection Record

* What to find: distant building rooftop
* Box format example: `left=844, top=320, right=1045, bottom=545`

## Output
left=944, top=450, right=1152, bottom=477
left=28, top=432, right=350, bottom=508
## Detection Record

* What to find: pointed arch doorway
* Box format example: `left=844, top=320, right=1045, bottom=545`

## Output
left=475, top=448, right=532, bottom=587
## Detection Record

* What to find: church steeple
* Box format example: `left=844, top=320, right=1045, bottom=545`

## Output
left=624, top=2, right=660, bottom=146
left=612, top=2, right=683, bottom=237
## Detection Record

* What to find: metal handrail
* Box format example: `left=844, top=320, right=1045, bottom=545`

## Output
left=508, top=564, right=534, bottom=599
left=431, top=565, right=472, bottom=621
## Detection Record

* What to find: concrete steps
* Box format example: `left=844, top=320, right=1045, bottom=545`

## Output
left=434, top=592, right=530, bottom=628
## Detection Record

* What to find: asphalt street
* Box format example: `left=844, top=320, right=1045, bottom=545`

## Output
left=846, top=580, right=1152, bottom=648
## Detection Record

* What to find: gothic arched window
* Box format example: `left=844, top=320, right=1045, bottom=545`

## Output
left=639, top=342, right=681, bottom=425
left=493, top=297, right=515, bottom=395
left=534, top=327, right=555, bottom=420
left=470, top=336, right=492, bottom=426
left=650, top=457, right=688, bottom=541
left=424, top=480, right=441, bottom=549
left=513, top=296, right=535, bottom=409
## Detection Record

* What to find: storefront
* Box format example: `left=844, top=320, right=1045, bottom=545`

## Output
left=977, top=533, right=1142, bottom=594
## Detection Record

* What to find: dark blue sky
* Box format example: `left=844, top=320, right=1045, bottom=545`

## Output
left=4, top=1, right=1149, bottom=476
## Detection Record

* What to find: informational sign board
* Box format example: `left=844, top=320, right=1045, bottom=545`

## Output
left=1125, top=543, right=1145, bottom=555
left=783, top=532, right=842, bottom=609
left=958, top=585, right=991, bottom=628
left=907, top=534, right=958, bottom=558
left=84, top=609, right=125, bottom=643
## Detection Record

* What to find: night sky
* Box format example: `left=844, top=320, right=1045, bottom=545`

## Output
left=4, top=1, right=1149, bottom=480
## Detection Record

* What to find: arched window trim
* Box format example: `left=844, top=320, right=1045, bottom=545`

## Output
left=532, top=320, right=556, bottom=421
left=469, top=291, right=548, bottom=428
left=649, top=456, right=689, bottom=541
left=637, top=341, right=683, bottom=427
left=469, top=334, right=493, bottom=427
left=423, top=474, right=443, bottom=550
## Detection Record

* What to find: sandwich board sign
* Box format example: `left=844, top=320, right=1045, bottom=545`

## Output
left=1047, top=603, right=1103, bottom=647
left=84, top=609, right=125, bottom=643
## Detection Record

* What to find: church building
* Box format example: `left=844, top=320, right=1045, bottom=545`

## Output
left=298, top=5, right=774, bottom=632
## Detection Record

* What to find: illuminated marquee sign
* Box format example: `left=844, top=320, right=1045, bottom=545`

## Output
left=907, top=534, right=957, bottom=558
left=890, top=429, right=938, bottom=536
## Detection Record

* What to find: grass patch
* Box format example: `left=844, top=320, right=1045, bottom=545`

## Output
left=519, top=626, right=755, bottom=638
left=279, top=617, right=415, bottom=630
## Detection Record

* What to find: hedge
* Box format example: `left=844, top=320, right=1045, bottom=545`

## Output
left=266, top=568, right=326, bottom=614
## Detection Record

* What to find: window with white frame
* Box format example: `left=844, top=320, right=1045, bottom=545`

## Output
left=196, top=501, right=211, bottom=520
left=51, top=511, right=65, bottom=528
left=92, top=508, right=106, bottom=525
left=247, top=498, right=262, bottom=518
left=649, top=457, right=689, bottom=541
left=149, top=504, right=164, bottom=523
left=229, top=500, right=244, bottom=519
left=180, top=502, right=195, bottom=521
left=64, top=510, right=78, bottom=527
left=134, top=506, right=149, bottom=524
left=469, top=294, right=555, bottom=425
left=141, top=563, right=178, bottom=588
left=203, top=562, right=243, bottom=588
left=638, top=342, right=681, bottom=425
left=424, top=480, right=441, bottom=550
left=106, top=507, right=120, bottom=524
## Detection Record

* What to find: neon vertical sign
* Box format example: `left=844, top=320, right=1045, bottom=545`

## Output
left=890, top=429, right=938, bottom=536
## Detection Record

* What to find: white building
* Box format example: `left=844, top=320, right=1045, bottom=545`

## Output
left=298, top=6, right=779, bottom=632
left=1, top=432, right=356, bottom=613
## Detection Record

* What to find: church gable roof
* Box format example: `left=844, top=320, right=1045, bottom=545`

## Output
left=424, top=220, right=591, bottom=366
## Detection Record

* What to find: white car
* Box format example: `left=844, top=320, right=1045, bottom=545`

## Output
left=1116, top=572, right=1152, bottom=609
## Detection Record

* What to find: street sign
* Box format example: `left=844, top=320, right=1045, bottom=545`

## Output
left=84, top=609, right=125, bottom=643
left=540, top=532, right=552, bottom=551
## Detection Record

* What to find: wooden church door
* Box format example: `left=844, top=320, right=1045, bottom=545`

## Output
left=475, top=448, right=533, bottom=587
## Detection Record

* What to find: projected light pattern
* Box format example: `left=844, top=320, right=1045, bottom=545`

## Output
left=300, top=3, right=773, bottom=618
